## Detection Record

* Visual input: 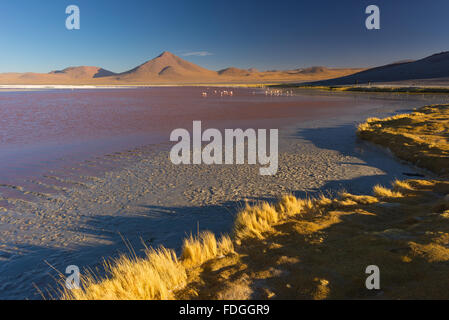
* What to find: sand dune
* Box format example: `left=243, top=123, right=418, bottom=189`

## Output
left=308, top=51, right=449, bottom=86
left=0, top=51, right=363, bottom=85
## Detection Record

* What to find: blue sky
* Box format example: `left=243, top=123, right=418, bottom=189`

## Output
left=0, top=0, right=448, bottom=73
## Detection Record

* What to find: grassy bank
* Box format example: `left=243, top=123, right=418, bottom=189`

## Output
left=62, top=105, right=449, bottom=300
left=357, top=104, right=449, bottom=175
left=176, top=180, right=449, bottom=299
left=340, top=86, right=449, bottom=94
left=271, top=84, right=449, bottom=94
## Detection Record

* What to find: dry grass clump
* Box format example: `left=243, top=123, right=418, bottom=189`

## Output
left=408, top=242, right=449, bottom=263
left=373, top=185, right=403, bottom=199
left=393, top=179, right=414, bottom=191
left=234, top=202, right=279, bottom=240
left=63, top=247, right=186, bottom=300
left=339, top=192, right=379, bottom=205
left=182, top=232, right=234, bottom=267
left=275, top=195, right=316, bottom=218
left=62, top=231, right=233, bottom=300
left=234, top=195, right=324, bottom=241
left=357, top=104, right=449, bottom=175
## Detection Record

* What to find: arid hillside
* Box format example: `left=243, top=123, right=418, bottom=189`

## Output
left=307, top=51, right=449, bottom=86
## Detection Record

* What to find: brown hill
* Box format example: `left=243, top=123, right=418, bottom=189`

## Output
left=116, top=51, right=218, bottom=82
left=298, top=66, right=329, bottom=74
left=309, top=51, right=449, bottom=85
left=218, top=67, right=257, bottom=77
left=0, top=66, right=116, bottom=85
left=49, top=66, right=116, bottom=79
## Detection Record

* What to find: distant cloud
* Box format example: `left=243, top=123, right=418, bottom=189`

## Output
left=181, top=51, right=213, bottom=57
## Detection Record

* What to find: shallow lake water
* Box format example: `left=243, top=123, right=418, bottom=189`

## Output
left=1, top=87, right=447, bottom=185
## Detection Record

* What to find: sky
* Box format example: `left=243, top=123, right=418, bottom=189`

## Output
left=0, top=0, right=448, bottom=73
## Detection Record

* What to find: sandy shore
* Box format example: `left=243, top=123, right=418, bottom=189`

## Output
left=0, top=91, right=448, bottom=299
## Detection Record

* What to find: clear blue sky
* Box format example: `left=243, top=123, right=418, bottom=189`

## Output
left=0, top=0, right=448, bottom=73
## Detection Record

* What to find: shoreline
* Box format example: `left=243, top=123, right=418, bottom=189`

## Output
left=271, top=84, right=449, bottom=94
left=3, top=83, right=449, bottom=92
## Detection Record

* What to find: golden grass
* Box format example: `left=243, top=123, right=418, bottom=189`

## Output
left=62, top=232, right=233, bottom=300
left=339, top=192, right=379, bottom=205
left=233, top=195, right=326, bottom=242
left=182, top=232, right=234, bottom=267
left=233, top=202, right=279, bottom=241
left=357, top=104, right=449, bottom=175
left=373, top=185, right=403, bottom=199
left=176, top=179, right=449, bottom=300
left=409, top=242, right=449, bottom=263
left=63, top=247, right=185, bottom=300
left=393, top=179, right=414, bottom=191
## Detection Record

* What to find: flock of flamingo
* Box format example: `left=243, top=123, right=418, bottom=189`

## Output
left=264, top=89, right=294, bottom=96
left=201, top=88, right=295, bottom=98
left=201, top=89, right=234, bottom=98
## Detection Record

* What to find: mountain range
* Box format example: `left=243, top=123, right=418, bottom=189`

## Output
left=1, top=51, right=449, bottom=85
left=0, top=51, right=363, bottom=85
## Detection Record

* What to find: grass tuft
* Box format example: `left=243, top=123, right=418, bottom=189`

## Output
left=234, top=202, right=279, bottom=240
left=62, top=247, right=186, bottom=300
left=62, top=232, right=233, bottom=300
left=393, top=179, right=414, bottom=191
left=181, top=231, right=234, bottom=267
left=373, top=185, right=403, bottom=198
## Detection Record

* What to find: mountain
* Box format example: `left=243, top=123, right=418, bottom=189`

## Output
left=308, top=51, right=449, bottom=86
left=115, top=51, right=217, bottom=82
